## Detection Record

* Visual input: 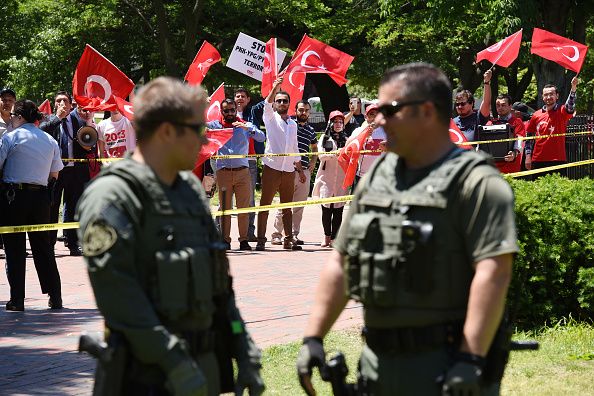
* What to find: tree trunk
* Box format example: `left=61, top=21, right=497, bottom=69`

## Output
left=152, top=0, right=180, bottom=76
left=183, top=1, right=203, bottom=65
left=457, top=47, right=482, bottom=92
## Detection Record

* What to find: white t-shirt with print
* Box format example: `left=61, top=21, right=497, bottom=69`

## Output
left=97, top=117, right=136, bottom=158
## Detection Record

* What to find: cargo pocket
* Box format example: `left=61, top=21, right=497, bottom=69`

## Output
left=371, top=252, right=399, bottom=307
left=345, top=213, right=377, bottom=302
left=155, top=249, right=191, bottom=320
left=188, top=248, right=215, bottom=317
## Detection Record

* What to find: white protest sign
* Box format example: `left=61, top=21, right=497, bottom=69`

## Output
left=226, top=32, right=286, bottom=81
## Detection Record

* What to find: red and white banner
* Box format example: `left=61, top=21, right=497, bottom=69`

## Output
left=185, top=41, right=221, bottom=86
left=284, top=34, right=353, bottom=86
left=449, top=119, right=472, bottom=150
left=72, top=44, right=134, bottom=110
left=38, top=99, right=52, bottom=116
left=531, top=28, right=588, bottom=73
left=114, top=96, right=134, bottom=120
left=261, top=38, right=278, bottom=97
left=206, top=83, right=225, bottom=122
left=476, top=29, right=523, bottom=67
left=281, top=72, right=306, bottom=116
left=338, top=125, right=372, bottom=189
left=195, top=128, right=234, bottom=167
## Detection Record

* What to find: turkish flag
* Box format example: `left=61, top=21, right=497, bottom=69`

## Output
left=194, top=128, right=234, bottom=167
left=72, top=44, right=135, bottom=108
left=206, top=83, right=225, bottom=122
left=115, top=96, right=134, bottom=120
left=449, top=119, right=473, bottom=150
left=338, top=126, right=372, bottom=189
left=284, top=34, right=353, bottom=86
left=531, top=28, right=588, bottom=73
left=38, top=99, right=52, bottom=116
left=261, top=38, right=278, bottom=97
left=476, top=29, right=523, bottom=67
left=281, top=72, right=306, bottom=117
left=185, top=41, right=221, bottom=86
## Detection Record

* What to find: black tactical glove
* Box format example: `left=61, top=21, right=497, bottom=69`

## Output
left=441, top=352, right=485, bottom=396
left=296, top=337, right=326, bottom=395
left=235, top=358, right=265, bottom=396
left=165, top=358, right=207, bottom=396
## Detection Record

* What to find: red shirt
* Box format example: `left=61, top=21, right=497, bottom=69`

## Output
left=527, top=104, right=573, bottom=162
left=487, top=115, right=526, bottom=173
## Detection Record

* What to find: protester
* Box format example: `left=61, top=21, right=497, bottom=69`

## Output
left=348, top=103, right=387, bottom=188
left=487, top=94, right=526, bottom=173
left=0, top=88, right=16, bottom=137
left=271, top=100, right=318, bottom=246
left=209, top=98, right=265, bottom=251
left=297, top=62, right=517, bottom=395
left=312, top=110, right=348, bottom=248
left=453, top=70, right=492, bottom=141
left=96, top=108, right=136, bottom=158
left=235, top=87, right=265, bottom=242
left=0, top=99, right=64, bottom=311
left=343, top=97, right=365, bottom=136
left=525, top=77, right=578, bottom=177
left=76, top=76, right=264, bottom=395
left=256, top=77, right=303, bottom=251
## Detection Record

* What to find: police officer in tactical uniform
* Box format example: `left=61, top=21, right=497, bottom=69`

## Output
left=76, top=77, right=264, bottom=395
left=297, top=63, right=518, bottom=395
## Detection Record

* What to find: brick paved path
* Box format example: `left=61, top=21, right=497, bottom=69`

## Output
left=0, top=202, right=362, bottom=395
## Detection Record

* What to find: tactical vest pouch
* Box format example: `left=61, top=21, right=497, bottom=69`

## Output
left=345, top=213, right=376, bottom=301
left=188, top=248, right=214, bottom=313
left=211, top=249, right=231, bottom=296
left=155, top=249, right=191, bottom=320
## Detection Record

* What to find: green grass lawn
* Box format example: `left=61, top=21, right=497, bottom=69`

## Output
left=258, top=319, right=594, bottom=395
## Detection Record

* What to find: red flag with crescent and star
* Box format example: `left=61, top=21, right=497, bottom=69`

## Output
left=185, top=41, right=221, bottom=86
left=72, top=44, right=135, bottom=111
left=115, top=96, right=134, bottom=120
left=338, top=125, right=372, bottom=189
left=194, top=128, right=234, bottom=168
left=449, top=119, right=472, bottom=150
left=261, top=38, right=278, bottom=97
left=281, top=72, right=305, bottom=116
left=284, top=34, right=353, bottom=86
left=476, top=29, right=523, bottom=67
left=38, top=99, right=52, bottom=116
left=531, top=28, right=588, bottom=73
left=206, top=83, right=225, bottom=122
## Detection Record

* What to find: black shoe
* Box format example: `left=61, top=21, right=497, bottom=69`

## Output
left=255, top=242, right=265, bottom=251
left=69, top=247, right=83, bottom=256
left=283, top=240, right=302, bottom=250
left=247, top=235, right=258, bottom=243
left=239, top=241, right=252, bottom=251
left=48, top=296, right=63, bottom=310
left=6, top=300, right=24, bottom=311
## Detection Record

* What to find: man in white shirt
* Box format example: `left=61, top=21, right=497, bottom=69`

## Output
left=256, top=77, right=303, bottom=251
left=97, top=109, right=136, bottom=158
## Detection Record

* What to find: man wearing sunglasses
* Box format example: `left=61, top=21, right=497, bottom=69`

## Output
left=256, top=76, right=303, bottom=251
left=453, top=70, right=492, bottom=142
left=298, top=63, right=517, bottom=396
left=208, top=98, right=265, bottom=251
left=76, top=77, right=264, bottom=396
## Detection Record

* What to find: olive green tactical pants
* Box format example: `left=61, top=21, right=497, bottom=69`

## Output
left=358, top=345, right=500, bottom=395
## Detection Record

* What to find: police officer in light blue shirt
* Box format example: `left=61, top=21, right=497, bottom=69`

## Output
left=0, top=99, right=64, bottom=311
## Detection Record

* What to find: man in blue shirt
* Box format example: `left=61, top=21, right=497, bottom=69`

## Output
left=208, top=99, right=265, bottom=251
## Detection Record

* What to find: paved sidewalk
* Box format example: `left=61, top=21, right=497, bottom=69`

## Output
left=0, top=202, right=362, bottom=395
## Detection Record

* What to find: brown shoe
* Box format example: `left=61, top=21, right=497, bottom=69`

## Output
left=283, top=239, right=302, bottom=251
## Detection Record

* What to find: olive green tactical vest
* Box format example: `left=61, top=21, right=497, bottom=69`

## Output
left=344, top=149, right=495, bottom=328
left=103, top=159, right=230, bottom=332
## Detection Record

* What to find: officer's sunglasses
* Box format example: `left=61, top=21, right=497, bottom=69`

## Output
left=377, top=99, right=427, bottom=118
left=171, top=121, right=206, bottom=136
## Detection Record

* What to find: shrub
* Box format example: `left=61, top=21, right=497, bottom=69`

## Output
left=507, top=175, right=594, bottom=328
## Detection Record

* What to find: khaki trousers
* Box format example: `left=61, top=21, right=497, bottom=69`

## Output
left=272, top=169, right=310, bottom=239
left=257, top=165, right=295, bottom=242
left=216, top=167, right=251, bottom=243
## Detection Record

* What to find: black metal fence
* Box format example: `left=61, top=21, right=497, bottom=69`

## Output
left=566, top=114, right=594, bottom=179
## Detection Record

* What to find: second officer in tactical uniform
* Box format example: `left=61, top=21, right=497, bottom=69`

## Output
left=76, top=77, right=264, bottom=395
left=297, top=63, right=518, bottom=395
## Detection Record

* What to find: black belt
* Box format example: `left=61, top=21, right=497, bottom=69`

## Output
left=220, top=166, right=248, bottom=171
left=363, top=322, right=463, bottom=354
left=4, top=183, right=46, bottom=191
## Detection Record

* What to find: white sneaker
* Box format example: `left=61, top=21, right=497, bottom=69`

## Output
left=271, top=236, right=283, bottom=245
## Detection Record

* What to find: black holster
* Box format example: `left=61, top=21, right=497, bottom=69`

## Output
left=482, top=317, right=512, bottom=385
left=79, top=332, right=129, bottom=396
left=212, top=294, right=235, bottom=394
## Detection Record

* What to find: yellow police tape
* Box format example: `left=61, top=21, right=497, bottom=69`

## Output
left=0, top=222, right=80, bottom=234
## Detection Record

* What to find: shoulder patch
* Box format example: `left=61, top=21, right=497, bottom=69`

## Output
left=83, top=220, right=118, bottom=257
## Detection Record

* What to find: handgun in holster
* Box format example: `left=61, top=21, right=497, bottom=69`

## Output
left=79, top=331, right=129, bottom=396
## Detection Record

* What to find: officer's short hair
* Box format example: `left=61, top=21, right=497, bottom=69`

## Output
left=133, top=77, right=208, bottom=142
left=381, top=63, right=452, bottom=126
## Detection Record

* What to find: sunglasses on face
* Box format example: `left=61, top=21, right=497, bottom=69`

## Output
left=275, top=98, right=289, bottom=104
left=455, top=101, right=470, bottom=107
left=377, top=99, right=427, bottom=118
left=222, top=108, right=236, bottom=114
